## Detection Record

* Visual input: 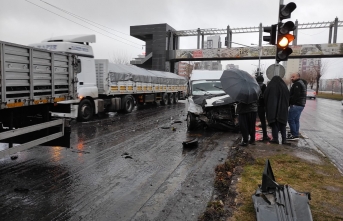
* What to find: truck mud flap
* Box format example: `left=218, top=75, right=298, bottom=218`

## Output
left=252, top=160, right=313, bottom=221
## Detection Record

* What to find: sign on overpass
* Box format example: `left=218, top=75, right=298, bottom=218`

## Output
left=167, top=43, right=343, bottom=61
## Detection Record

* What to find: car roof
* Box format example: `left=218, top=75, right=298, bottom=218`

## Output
left=190, top=70, right=223, bottom=81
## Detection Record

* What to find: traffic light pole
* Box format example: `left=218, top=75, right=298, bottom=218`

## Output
left=258, top=23, right=262, bottom=74
left=274, top=0, right=284, bottom=77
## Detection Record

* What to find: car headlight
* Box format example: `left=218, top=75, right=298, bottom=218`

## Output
left=215, top=100, right=224, bottom=104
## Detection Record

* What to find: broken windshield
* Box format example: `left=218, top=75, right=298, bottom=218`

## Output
left=191, top=80, right=224, bottom=95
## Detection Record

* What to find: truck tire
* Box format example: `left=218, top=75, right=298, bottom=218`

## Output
left=187, top=112, right=197, bottom=131
left=173, top=92, right=179, bottom=104
left=122, top=95, right=134, bottom=113
left=168, top=93, right=174, bottom=104
left=161, top=93, right=168, bottom=105
left=78, top=99, right=94, bottom=122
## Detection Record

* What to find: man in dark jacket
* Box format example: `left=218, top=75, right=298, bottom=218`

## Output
left=236, top=102, right=258, bottom=146
left=256, top=75, right=269, bottom=141
left=264, top=76, right=290, bottom=144
left=287, top=73, right=307, bottom=140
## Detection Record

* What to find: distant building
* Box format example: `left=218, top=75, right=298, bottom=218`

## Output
left=204, top=35, right=221, bottom=49
left=226, top=64, right=239, bottom=70
left=195, top=35, right=222, bottom=70
left=285, top=58, right=321, bottom=80
left=194, top=61, right=222, bottom=70
left=177, top=62, right=193, bottom=79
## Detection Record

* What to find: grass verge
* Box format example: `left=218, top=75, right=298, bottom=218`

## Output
left=317, top=93, right=343, bottom=101
left=199, top=146, right=343, bottom=221
left=233, top=154, right=343, bottom=221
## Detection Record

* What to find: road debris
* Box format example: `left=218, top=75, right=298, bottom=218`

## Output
left=252, top=159, right=313, bottom=221
left=182, top=138, right=198, bottom=147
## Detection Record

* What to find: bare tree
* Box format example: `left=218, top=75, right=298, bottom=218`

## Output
left=110, top=51, right=132, bottom=64
left=312, top=59, right=329, bottom=94
left=338, top=78, right=343, bottom=96
left=301, top=70, right=317, bottom=89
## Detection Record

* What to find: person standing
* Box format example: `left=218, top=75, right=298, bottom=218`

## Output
left=237, top=101, right=258, bottom=146
left=287, top=73, right=307, bottom=140
left=264, top=76, right=290, bottom=144
left=256, top=75, right=270, bottom=141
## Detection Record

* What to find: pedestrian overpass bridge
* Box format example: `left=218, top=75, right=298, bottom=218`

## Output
left=130, top=19, right=342, bottom=72
left=167, top=43, right=343, bottom=62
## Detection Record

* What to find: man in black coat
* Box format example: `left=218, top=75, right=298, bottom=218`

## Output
left=256, top=75, right=270, bottom=141
left=287, top=73, right=307, bottom=140
left=264, top=76, right=290, bottom=144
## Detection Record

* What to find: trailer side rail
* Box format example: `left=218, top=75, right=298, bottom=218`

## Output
left=0, top=119, right=65, bottom=158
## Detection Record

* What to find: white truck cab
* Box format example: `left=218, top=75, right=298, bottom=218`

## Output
left=30, top=34, right=98, bottom=99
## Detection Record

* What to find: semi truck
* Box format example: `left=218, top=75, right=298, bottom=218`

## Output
left=29, top=34, right=187, bottom=121
left=0, top=34, right=187, bottom=157
left=0, top=40, right=76, bottom=158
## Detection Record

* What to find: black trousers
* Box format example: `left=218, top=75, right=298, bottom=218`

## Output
left=258, top=106, right=268, bottom=138
left=239, top=112, right=257, bottom=143
left=270, top=121, right=286, bottom=142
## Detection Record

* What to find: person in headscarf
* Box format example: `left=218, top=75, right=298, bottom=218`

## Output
left=264, top=76, right=290, bottom=144
left=236, top=101, right=258, bottom=146
left=256, top=75, right=270, bottom=141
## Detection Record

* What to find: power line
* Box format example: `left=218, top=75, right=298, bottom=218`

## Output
left=39, top=0, right=141, bottom=46
left=25, top=0, right=141, bottom=49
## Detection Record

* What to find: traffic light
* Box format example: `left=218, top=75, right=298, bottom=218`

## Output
left=276, top=2, right=297, bottom=62
left=263, top=24, right=277, bottom=45
left=279, top=3, right=297, bottom=20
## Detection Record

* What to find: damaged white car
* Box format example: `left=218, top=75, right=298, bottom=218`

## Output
left=186, top=70, right=238, bottom=131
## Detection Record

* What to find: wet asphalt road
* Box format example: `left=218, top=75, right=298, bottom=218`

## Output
left=300, top=98, right=343, bottom=173
left=0, top=100, right=239, bottom=221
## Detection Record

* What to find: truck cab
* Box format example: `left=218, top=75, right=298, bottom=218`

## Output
left=29, top=35, right=100, bottom=121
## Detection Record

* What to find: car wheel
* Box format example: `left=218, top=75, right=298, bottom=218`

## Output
left=78, top=99, right=94, bottom=122
left=187, top=112, right=197, bottom=131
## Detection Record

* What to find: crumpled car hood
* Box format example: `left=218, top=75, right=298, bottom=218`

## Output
left=192, top=94, right=235, bottom=107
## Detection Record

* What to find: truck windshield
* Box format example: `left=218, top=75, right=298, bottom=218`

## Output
left=191, top=80, right=224, bottom=95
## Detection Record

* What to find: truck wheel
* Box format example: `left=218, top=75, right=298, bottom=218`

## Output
left=122, top=95, right=134, bottom=113
left=173, top=93, right=179, bottom=104
left=161, top=93, right=168, bottom=105
left=78, top=99, right=94, bottom=121
left=187, top=112, right=197, bottom=131
left=168, top=93, right=174, bottom=104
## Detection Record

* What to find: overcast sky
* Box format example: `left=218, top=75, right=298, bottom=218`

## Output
left=0, top=0, right=342, bottom=79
